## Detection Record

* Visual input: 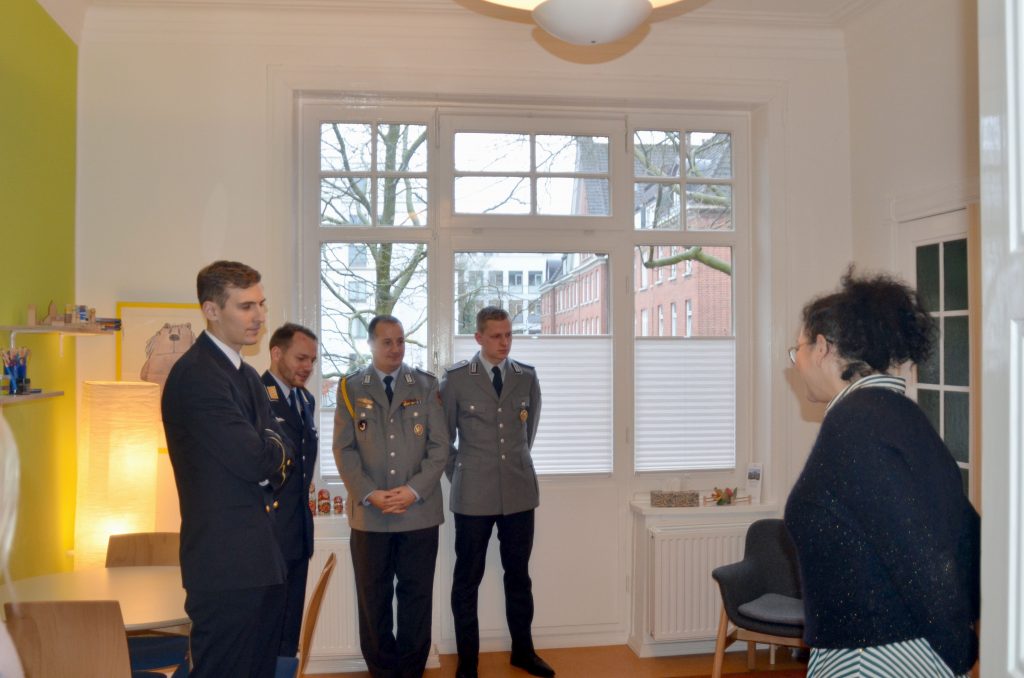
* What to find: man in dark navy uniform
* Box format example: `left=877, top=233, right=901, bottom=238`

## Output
left=163, top=260, right=293, bottom=678
left=262, top=322, right=319, bottom=658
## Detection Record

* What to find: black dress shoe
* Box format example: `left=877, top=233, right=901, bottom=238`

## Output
left=455, top=661, right=478, bottom=678
left=510, top=652, right=555, bottom=677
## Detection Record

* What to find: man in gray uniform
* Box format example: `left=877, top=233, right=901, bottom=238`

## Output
left=440, top=307, right=553, bottom=678
left=333, top=315, right=448, bottom=678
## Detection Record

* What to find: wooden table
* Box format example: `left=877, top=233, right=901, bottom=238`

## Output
left=2, top=566, right=187, bottom=631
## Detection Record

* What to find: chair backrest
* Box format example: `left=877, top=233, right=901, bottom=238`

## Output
left=297, top=552, right=337, bottom=677
left=4, top=600, right=133, bottom=677
left=106, top=532, right=180, bottom=567
left=742, top=518, right=802, bottom=598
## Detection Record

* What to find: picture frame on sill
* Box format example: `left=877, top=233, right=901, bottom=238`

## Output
left=116, top=301, right=204, bottom=394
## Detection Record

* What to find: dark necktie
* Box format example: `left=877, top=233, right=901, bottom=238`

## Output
left=384, top=375, right=394, bottom=404
left=491, top=366, right=503, bottom=396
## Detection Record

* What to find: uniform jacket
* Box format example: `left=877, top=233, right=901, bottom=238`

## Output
left=440, top=353, right=541, bottom=516
left=332, top=363, right=448, bottom=532
left=262, top=372, right=318, bottom=561
left=162, top=331, right=292, bottom=592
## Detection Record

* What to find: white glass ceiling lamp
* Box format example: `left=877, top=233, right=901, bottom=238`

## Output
left=482, top=0, right=686, bottom=45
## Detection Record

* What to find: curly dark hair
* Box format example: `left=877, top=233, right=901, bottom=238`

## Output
left=801, top=266, right=936, bottom=381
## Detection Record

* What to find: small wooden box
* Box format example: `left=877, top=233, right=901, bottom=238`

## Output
left=650, top=490, right=699, bottom=508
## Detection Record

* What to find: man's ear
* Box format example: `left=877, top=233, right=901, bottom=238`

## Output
left=201, top=299, right=219, bottom=322
left=270, top=345, right=282, bottom=364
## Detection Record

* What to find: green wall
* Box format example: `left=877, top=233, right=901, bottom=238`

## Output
left=0, top=0, right=78, bottom=578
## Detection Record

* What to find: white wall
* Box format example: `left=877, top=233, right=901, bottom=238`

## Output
left=845, top=0, right=979, bottom=267
left=75, top=3, right=855, bottom=653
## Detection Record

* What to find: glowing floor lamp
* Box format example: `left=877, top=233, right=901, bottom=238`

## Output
left=74, top=381, right=162, bottom=570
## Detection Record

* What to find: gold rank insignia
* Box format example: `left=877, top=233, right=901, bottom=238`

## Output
left=266, top=385, right=280, bottom=400
left=520, top=409, right=528, bottom=423
left=357, top=420, right=368, bottom=432
left=413, top=423, right=425, bottom=437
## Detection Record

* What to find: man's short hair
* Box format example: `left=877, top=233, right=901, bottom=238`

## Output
left=269, top=323, right=318, bottom=352
left=476, top=306, right=510, bottom=333
left=368, top=314, right=402, bottom=340
left=196, top=260, right=261, bottom=308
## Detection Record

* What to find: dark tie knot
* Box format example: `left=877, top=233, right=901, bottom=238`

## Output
left=383, top=375, right=394, bottom=403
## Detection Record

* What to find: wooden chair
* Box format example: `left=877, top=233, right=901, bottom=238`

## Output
left=105, top=532, right=180, bottom=568
left=277, top=552, right=337, bottom=678
left=5, top=600, right=136, bottom=677
left=710, top=519, right=807, bottom=678
left=105, top=532, right=189, bottom=672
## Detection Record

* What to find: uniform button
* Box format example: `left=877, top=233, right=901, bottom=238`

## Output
left=389, top=469, right=396, bottom=475
left=389, top=434, right=395, bottom=439
left=501, top=454, right=506, bottom=460
left=469, top=405, right=475, bottom=411
left=265, top=505, right=271, bottom=513
left=390, top=452, right=396, bottom=457
left=499, top=423, right=504, bottom=429
left=500, top=438, right=505, bottom=443
left=273, top=500, right=279, bottom=509
left=413, top=412, right=419, bottom=417
left=390, top=418, right=394, bottom=423
left=497, top=407, right=502, bottom=412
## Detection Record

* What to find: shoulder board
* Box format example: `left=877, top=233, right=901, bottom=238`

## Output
left=343, top=368, right=362, bottom=380
left=414, top=366, right=437, bottom=379
left=510, top=359, right=535, bottom=371
left=444, top=360, right=470, bottom=373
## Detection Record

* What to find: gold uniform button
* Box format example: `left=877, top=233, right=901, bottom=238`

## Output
left=273, top=500, right=280, bottom=509
left=265, top=505, right=271, bottom=513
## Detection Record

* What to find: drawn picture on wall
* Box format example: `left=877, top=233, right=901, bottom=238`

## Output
left=117, top=302, right=205, bottom=392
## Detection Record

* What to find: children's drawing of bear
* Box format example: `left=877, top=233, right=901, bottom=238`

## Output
left=140, top=322, right=196, bottom=389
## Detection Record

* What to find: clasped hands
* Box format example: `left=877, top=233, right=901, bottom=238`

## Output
left=368, top=486, right=416, bottom=514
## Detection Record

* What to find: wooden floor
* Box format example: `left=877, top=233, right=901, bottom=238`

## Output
left=321, top=645, right=807, bottom=678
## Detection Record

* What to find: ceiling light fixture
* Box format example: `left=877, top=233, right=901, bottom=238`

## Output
left=481, top=0, right=688, bottom=46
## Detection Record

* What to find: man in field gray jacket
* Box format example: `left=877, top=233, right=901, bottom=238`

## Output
left=334, top=315, right=448, bottom=678
left=440, top=306, right=553, bottom=678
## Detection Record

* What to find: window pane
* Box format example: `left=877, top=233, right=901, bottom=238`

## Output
left=943, top=238, right=968, bottom=311
left=453, top=251, right=611, bottom=474
left=538, top=177, right=610, bottom=216
left=916, top=243, right=940, bottom=313
left=321, top=177, right=370, bottom=226
left=320, top=242, right=429, bottom=400
left=634, top=183, right=681, bottom=230
left=454, top=176, right=530, bottom=214
left=635, top=245, right=735, bottom=471
left=634, top=246, right=732, bottom=337
left=321, top=123, right=371, bottom=172
left=454, top=132, right=530, bottom=172
left=944, top=315, right=970, bottom=386
left=536, top=135, right=608, bottom=173
left=686, top=131, right=732, bottom=179
left=634, top=130, right=680, bottom=178
left=376, top=177, right=427, bottom=226
left=686, top=184, right=733, bottom=231
left=944, top=391, right=970, bottom=464
left=319, top=241, right=429, bottom=481
left=375, top=124, right=428, bottom=172
left=918, top=344, right=940, bottom=385
left=918, top=388, right=940, bottom=434
left=635, top=339, right=736, bottom=471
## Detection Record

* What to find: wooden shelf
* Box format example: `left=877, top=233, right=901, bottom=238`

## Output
left=0, top=324, right=117, bottom=352
left=0, top=391, right=64, bottom=405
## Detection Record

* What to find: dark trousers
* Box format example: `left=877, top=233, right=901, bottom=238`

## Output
left=184, top=583, right=285, bottom=678
left=451, top=510, right=536, bottom=668
left=350, top=526, right=439, bottom=678
left=279, top=556, right=311, bottom=656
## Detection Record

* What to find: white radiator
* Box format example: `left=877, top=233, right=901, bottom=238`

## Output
left=306, top=540, right=362, bottom=666
left=648, top=522, right=748, bottom=641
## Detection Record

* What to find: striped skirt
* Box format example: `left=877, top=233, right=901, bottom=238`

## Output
left=807, top=638, right=968, bottom=677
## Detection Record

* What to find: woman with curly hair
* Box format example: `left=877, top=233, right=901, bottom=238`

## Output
left=784, top=267, right=980, bottom=677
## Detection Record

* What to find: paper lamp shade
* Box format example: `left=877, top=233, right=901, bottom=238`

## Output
left=74, top=381, right=162, bottom=570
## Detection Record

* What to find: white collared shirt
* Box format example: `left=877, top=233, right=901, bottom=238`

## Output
left=205, top=330, right=243, bottom=369
left=478, top=355, right=506, bottom=381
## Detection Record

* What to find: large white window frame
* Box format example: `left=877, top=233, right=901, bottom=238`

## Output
left=300, top=98, right=752, bottom=489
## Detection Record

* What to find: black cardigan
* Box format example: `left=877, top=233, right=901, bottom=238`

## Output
left=784, top=387, right=980, bottom=674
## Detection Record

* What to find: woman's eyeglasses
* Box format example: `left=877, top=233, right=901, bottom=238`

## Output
left=788, top=342, right=808, bottom=365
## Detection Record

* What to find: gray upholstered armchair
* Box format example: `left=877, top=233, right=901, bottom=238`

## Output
left=710, top=518, right=806, bottom=678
